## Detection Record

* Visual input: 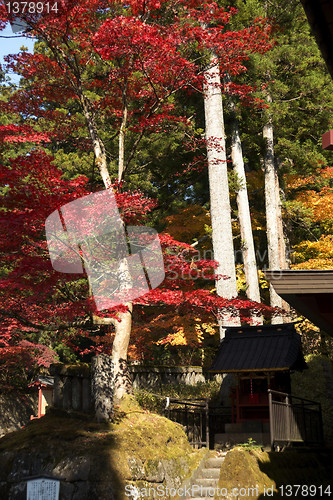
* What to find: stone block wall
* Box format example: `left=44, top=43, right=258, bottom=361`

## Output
left=50, top=364, right=92, bottom=413
left=0, top=393, right=38, bottom=438
left=49, top=363, right=221, bottom=415
left=129, top=365, right=221, bottom=390
left=0, top=450, right=206, bottom=500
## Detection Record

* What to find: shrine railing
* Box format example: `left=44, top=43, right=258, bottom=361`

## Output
left=165, top=399, right=231, bottom=448
left=268, top=389, right=324, bottom=449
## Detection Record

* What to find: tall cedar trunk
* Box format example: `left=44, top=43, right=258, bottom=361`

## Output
left=263, top=95, right=284, bottom=323
left=276, top=167, right=291, bottom=319
left=118, top=84, right=128, bottom=182
left=203, top=59, right=240, bottom=338
left=226, top=80, right=262, bottom=322
left=80, top=92, right=133, bottom=409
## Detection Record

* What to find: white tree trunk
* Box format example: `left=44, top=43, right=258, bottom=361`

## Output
left=276, top=166, right=291, bottom=319
left=118, top=86, right=128, bottom=182
left=81, top=92, right=134, bottom=407
left=203, top=59, right=240, bottom=338
left=111, top=302, right=134, bottom=402
left=263, top=96, right=284, bottom=323
left=80, top=95, right=112, bottom=190
left=231, top=117, right=262, bottom=326
left=227, top=86, right=261, bottom=319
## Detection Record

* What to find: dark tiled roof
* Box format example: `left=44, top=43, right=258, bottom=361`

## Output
left=29, top=375, right=54, bottom=388
left=209, top=323, right=307, bottom=373
left=300, top=0, right=333, bottom=78
left=264, top=270, right=333, bottom=336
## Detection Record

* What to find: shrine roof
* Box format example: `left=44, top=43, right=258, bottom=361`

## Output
left=28, top=375, right=54, bottom=388
left=209, top=323, right=307, bottom=373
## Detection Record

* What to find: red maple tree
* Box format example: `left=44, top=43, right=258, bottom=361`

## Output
left=0, top=0, right=274, bottom=394
left=0, top=144, right=272, bottom=387
left=1, top=0, right=273, bottom=179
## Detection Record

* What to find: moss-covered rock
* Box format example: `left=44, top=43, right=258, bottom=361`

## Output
left=216, top=448, right=275, bottom=499
left=215, top=448, right=333, bottom=499
left=0, top=407, right=202, bottom=499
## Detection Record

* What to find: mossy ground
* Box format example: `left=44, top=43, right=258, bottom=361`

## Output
left=0, top=411, right=194, bottom=457
left=216, top=447, right=333, bottom=499
left=0, top=400, right=202, bottom=498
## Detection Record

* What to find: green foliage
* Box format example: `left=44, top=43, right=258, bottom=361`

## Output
left=222, top=0, right=333, bottom=268
left=291, top=355, right=333, bottom=446
left=283, top=200, right=318, bottom=244
left=236, top=437, right=262, bottom=450
left=134, top=380, right=221, bottom=414
left=228, top=169, right=245, bottom=193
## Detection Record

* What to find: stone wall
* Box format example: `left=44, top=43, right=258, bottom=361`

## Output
left=0, top=449, right=206, bottom=499
left=129, top=365, right=221, bottom=390
left=0, top=393, right=38, bottom=438
left=50, top=364, right=92, bottom=414
left=49, top=364, right=222, bottom=415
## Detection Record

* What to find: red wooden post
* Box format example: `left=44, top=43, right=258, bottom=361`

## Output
left=38, top=385, right=43, bottom=418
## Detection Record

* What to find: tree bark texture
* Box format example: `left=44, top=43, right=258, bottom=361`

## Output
left=227, top=88, right=261, bottom=307
left=111, top=302, right=134, bottom=403
left=80, top=90, right=134, bottom=404
left=263, top=96, right=284, bottom=323
left=230, top=115, right=262, bottom=325
left=203, top=59, right=240, bottom=336
left=118, top=85, right=128, bottom=182
left=80, top=94, right=112, bottom=190
left=91, top=354, right=114, bottom=422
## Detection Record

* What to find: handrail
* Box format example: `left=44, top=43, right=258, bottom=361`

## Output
left=168, top=398, right=208, bottom=407
left=165, top=399, right=232, bottom=448
left=268, top=389, right=320, bottom=406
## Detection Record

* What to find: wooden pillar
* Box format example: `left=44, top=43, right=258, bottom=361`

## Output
left=38, top=386, right=42, bottom=418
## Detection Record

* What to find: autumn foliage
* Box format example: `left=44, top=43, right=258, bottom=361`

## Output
left=285, top=166, right=333, bottom=269
left=0, top=145, right=273, bottom=385
left=0, top=0, right=277, bottom=386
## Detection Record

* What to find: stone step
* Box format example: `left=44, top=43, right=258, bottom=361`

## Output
left=188, top=486, right=216, bottom=497
left=204, top=457, right=225, bottom=469
left=200, top=467, right=220, bottom=479
left=191, top=478, right=218, bottom=488
left=179, top=452, right=225, bottom=498
left=191, top=497, right=214, bottom=500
